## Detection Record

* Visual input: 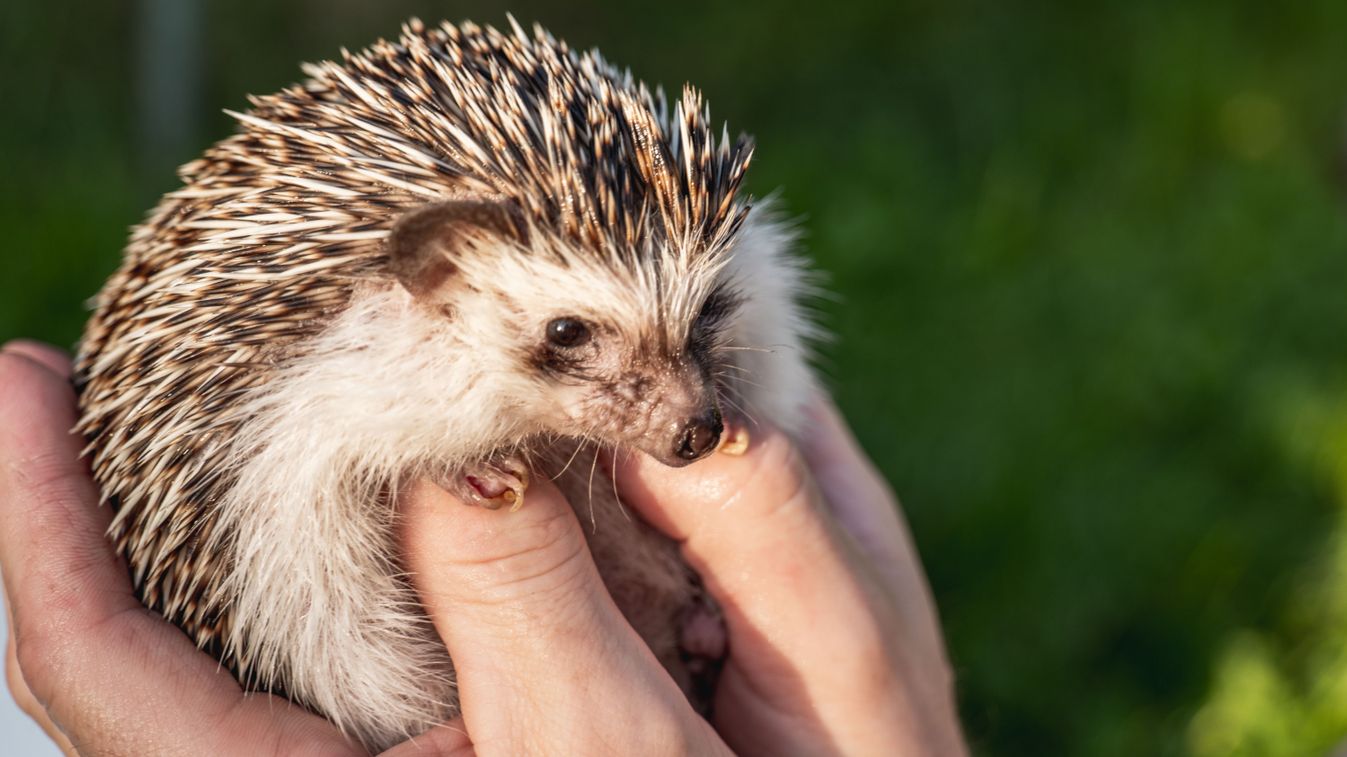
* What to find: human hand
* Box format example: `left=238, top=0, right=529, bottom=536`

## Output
left=397, top=396, right=967, bottom=755
left=0, top=341, right=390, bottom=756
left=606, top=399, right=967, bottom=756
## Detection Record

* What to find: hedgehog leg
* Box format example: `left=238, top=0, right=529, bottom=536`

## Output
left=455, top=457, right=531, bottom=512
left=680, top=594, right=726, bottom=659
left=679, top=591, right=727, bottom=715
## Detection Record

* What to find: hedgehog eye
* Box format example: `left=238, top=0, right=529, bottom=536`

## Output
left=546, top=317, right=591, bottom=348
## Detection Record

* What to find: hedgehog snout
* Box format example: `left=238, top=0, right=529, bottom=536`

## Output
left=673, top=408, right=724, bottom=463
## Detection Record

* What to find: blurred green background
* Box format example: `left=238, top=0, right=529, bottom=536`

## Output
left=5, top=1, right=1347, bottom=754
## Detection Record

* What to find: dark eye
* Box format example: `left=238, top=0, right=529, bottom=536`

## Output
left=546, top=317, right=591, bottom=348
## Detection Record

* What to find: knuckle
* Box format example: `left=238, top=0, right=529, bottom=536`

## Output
left=5, top=657, right=46, bottom=725
left=453, top=506, right=576, bottom=568
left=0, top=354, right=66, bottom=425
left=8, top=604, right=121, bottom=706
left=472, top=517, right=591, bottom=606
left=615, top=711, right=708, bottom=756
left=10, top=449, right=86, bottom=512
left=445, top=504, right=594, bottom=610
left=0, top=352, right=32, bottom=390
left=836, top=621, right=904, bottom=702
left=11, top=625, right=62, bottom=702
left=723, top=432, right=816, bottom=521
left=4, top=642, right=30, bottom=702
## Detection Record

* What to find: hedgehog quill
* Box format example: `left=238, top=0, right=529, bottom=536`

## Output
left=75, top=17, right=818, bottom=750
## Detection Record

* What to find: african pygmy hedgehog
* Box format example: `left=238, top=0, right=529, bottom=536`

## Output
left=75, top=17, right=817, bottom=750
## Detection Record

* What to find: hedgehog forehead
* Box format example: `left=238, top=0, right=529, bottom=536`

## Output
left=459, top=235, right=726, bottom=350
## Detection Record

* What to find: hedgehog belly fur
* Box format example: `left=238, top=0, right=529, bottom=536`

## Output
left=212, top=285, right=476, bottom=743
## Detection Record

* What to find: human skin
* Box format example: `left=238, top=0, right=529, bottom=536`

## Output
left=0, top=339, right=966, bottom=756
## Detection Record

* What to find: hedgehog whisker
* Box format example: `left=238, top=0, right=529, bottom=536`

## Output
left=718, top=391, right=760, bottom=428
left=714, top=369, right=767, bottom=392
left=611, top=440, right=631, bottom=522
left=713, top=361, right=753, bottom=375
left=587, top=437, right=601, bottom=534
left=551, top=434, right=588, bottom=482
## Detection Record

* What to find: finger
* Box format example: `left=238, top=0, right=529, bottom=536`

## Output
left=0, top=354, right=361, bottom=756
left=796, top=396, right=949, bottom=651
left=398, top=477, right=724, bottom=754
left=796, top=394, right=913, bottom=572
left=609, top=424, right=889, bottom=640
left=0, top=352, right=123, bottom=640
left=611, top=422, right=960, bottom=753
left=612, top=421, right=868, bottom=612
left=5, top=608, right=78, bottom=754
left=379, top=717, right=473, bottom=757
left=1, top=341, right=73, bottom=379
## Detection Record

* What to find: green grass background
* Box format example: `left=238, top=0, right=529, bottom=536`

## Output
left=5, top=1, right=1347, bottom=754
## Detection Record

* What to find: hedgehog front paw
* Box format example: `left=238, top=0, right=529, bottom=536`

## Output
left=457, top=457, right=531, bottom=511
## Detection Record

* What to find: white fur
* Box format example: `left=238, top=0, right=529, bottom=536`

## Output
left=720, top=204, right=822, bottom=432
left=210, top=206, right=817, bottom=749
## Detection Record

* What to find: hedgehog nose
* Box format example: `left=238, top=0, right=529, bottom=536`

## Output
left=675, top=410, right=724, bottom=462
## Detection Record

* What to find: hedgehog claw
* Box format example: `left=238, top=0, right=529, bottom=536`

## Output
left=461, top=459, right=531, bottom=511
left=717, top=420, right=750, bottom=456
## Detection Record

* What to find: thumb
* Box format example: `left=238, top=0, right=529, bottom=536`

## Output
left=608, top=425, right=850, bottom=605
left=397, top=476, right=715, bottom=752
left=400, top=476, right=605, bottom=636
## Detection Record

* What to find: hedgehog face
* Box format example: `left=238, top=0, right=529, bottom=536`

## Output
left=520, top=308, right=726, bottom=468
left=387, top=200, right=736, bottom=467
left=487, top=257, right=732, bottom=468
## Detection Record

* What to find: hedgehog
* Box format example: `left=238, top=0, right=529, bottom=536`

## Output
left=74, top=17, right=818, bottom=750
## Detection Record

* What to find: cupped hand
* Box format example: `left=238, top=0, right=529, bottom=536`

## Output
left=0, top=342, right=370, bottom=756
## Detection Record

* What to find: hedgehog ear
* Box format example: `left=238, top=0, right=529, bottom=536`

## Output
left=386, top=200, right=525, bottom=299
